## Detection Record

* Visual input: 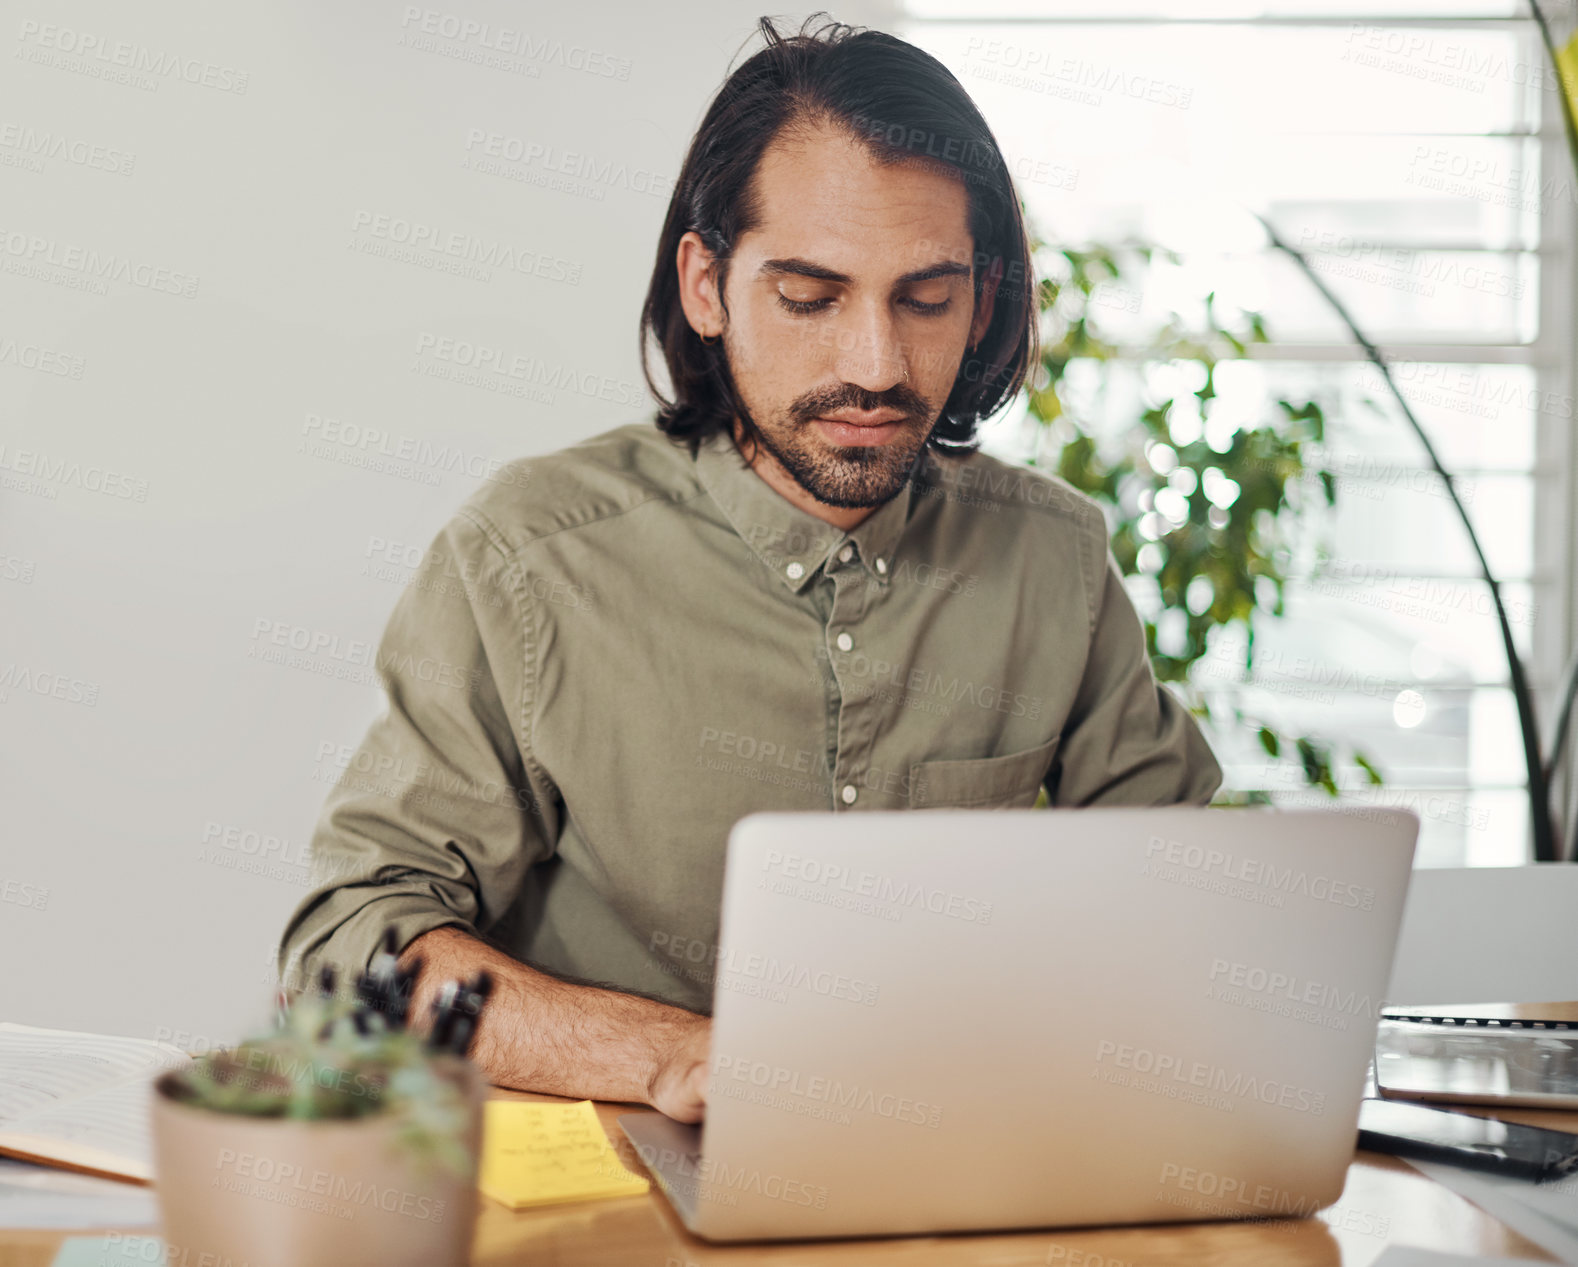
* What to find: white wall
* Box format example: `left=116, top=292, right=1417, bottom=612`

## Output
left=1387, top=866, right=1578, bottom=1005
left=0, top=0, right=898, bottom=1049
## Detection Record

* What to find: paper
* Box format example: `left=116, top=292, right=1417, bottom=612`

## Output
left=1405, top=1159, right=1578, bottom=1265
left=0, top=1024, right=188, bottom=1122
left=1371, top=1248, right=1558, bottom=1266
left=477, top=1100, right=650, bottom=1209
left=0, top=1158, right=157, bottom=1229
left=50, top=1235, right=165, bottom=1266
left=0, top=1023, right=191, bottom=1180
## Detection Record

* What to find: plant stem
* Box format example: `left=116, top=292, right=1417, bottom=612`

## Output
left=1255, top=213, right=1557, bottom=863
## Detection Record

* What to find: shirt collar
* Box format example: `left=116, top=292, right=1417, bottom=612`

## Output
left=692, top=428, right=912, bottom=594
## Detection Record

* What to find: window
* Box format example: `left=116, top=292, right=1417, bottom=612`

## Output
left=900, top=0, right=1575, bottom=865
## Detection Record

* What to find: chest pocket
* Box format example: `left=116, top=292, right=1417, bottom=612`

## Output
left=907, top=734, right=1061, bottom=810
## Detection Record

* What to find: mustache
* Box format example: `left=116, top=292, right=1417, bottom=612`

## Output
left=789, top=384, right=929, bottom=425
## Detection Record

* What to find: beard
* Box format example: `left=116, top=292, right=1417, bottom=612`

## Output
left=747, top=411, right=931, bottom=508
left=728, top=354, right=938, bottom=509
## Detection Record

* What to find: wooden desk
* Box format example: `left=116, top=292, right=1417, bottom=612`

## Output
left=0, top=1089, right=1564, bottom=1267
left=465, top=1090, right=1563, bottom=1267
left=489, top=1001, right=1574, bottom=1264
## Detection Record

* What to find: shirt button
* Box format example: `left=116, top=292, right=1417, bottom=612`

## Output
left=835, top=632, right=854, bottom=652
left=874, top=558, right=888, bottom=575
left=838, top=544, right=854, bottom=564
left=786, top=561, right=805, bottom=580
left=841, top=784, right=858, bottom=805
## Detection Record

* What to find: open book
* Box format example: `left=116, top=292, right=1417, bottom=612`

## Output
left=0, top=1023, right=193, bottom=1183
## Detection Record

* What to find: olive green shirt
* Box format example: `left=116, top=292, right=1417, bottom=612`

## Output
left=278, top=421, right=1222, bottom=1012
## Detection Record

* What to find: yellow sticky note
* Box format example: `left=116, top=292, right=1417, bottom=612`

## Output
left=477, top=1099, right=651, bottom=1210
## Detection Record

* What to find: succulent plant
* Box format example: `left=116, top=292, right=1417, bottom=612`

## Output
left=161, top=947, right=489, bottom=1177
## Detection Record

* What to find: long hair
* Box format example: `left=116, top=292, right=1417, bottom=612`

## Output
left=639, top=13, right=1038, bottom=456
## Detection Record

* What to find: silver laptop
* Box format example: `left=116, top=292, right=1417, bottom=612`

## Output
left=620, top=805, right=1419, bottom=1241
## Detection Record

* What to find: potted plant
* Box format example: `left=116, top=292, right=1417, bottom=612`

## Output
left=1015, top=231, right=1385, bottom=803
left=150, top=948, right=490, bottom=1267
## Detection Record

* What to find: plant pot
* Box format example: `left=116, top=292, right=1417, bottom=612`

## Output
left=150, top=1057, right=485, bottom=1267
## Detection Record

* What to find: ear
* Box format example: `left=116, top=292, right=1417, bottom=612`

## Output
left=968, top=252, right=1005, bottom=349
left=676, top=231, right=726, bottom=339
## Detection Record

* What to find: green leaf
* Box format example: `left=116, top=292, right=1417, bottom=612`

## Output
left=1018, top=218, right=1352, bottom=799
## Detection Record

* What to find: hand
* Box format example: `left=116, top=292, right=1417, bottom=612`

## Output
left=647, top=1016, right=712, bottom=1123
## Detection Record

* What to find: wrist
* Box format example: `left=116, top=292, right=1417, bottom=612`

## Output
left=640, top=1007, right=708, bottom=1104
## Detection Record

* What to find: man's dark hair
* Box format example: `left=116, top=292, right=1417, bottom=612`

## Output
left=639, top=12, right=1038, bottom=456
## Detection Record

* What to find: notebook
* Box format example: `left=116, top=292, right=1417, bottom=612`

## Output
left=0, top=1023, right=192, bottom=1183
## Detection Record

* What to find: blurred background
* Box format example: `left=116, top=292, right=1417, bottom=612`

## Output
left=2, top=0, right=1574, bottom=1043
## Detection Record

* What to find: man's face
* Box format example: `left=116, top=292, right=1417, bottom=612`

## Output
left=716, top=124, right=988, bottom=509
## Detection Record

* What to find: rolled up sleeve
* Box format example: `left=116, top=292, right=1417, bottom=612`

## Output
left=277, top=507, right=558, bottom=987
left=1046, top=545, right=1223, bottom=808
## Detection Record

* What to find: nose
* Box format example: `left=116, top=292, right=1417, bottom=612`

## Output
left=830, top=300, right=908, bottom=394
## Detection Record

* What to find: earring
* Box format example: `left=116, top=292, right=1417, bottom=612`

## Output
left=700, top=330, right=719, bottom=345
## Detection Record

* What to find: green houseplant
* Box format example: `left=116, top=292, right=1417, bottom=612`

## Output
left=1014, top=229, right=1385, bottom=803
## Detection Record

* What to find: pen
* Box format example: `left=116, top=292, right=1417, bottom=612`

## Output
left=315, top=964, right=340, bottom=1040
left=445, top=971, right=494, bottom=1058
left=357, top=929, right=401, bottom=1029
left=391, top=955, right=423, bottom=1029
left=428, top=980, right=461, bottom=1052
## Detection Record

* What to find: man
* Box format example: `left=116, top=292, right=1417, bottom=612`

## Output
left=279, top=14, right=1222, bottom=1125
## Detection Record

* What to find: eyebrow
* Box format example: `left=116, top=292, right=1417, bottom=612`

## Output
left=758, top=257, right=973, bottom=286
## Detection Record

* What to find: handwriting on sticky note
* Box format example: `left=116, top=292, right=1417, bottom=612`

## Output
left=477, top=1100, right=650, bottom=1210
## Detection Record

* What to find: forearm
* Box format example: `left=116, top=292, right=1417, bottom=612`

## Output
left=397, top=925, right=705, bottom=1107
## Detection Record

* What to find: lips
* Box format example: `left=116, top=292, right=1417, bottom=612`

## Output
left=812, top=416, right=906, bottom=447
